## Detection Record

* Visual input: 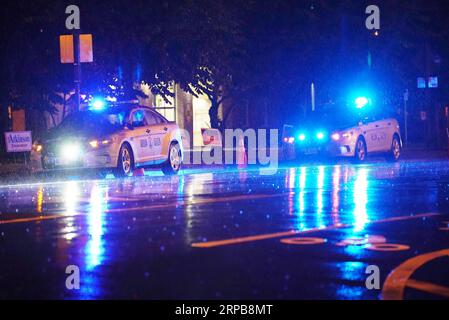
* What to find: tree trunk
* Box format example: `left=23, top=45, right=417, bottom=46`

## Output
left=62, top=93, right=67, bottom=119
left=49, top=112, right=57, bottom=128
left=209, top=97, right=221, bottom=129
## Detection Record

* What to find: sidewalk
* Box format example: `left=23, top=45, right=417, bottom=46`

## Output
left=401, top=145, right=448, bottom=160
left=0, top=162, right=30, bottom=177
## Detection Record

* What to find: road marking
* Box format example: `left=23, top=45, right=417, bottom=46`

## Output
left=105, top=192, right=291, bottom=213
left=0, top=213, right=82, bottom=225
left=280, top=237, right=327, bottom=245
left=0, top=192, right=291, bottom=225
left=405, top=279, right=449, bottom=298
left=365, top=243, right=410, bottom=252
left=336, top=235, right=386, bottom=247
left=191, top=213, right=440, bottom=248
left=382, top=249, right=449, bottom=300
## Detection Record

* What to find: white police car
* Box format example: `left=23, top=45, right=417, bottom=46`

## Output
left=284, top=100, right=402, bottom=162
left=31, top=104, right=184, bottom=176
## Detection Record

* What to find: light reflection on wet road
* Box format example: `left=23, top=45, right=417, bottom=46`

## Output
left=0, top=160, right=449, bottom=299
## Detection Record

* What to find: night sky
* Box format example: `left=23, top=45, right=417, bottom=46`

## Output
left=1, top=0, right=448, bottom=127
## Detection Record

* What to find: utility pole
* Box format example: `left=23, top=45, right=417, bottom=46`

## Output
left=74, top=30, right=81, bottom=111
left=311, top=82, right=316, bottom=112
left=404, top=89, right=409, bottom=144
left=64, top=5, right=83, bottom=111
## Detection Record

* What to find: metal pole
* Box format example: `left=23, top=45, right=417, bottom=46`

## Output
left=74, top=31, right=81, bottom=111
left=311, top=82, right=315, bottom=112
left=404, top=95, right=408, bottom=144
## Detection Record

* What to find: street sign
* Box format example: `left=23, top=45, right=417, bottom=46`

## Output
left=417, top=77, right=426, bottom=89
left=428, top=77, right=438, bottom=88
left=60, top=34, right=93, bottom=63
left=60, top=35, right=74, bottom=63
left=4, top=131, right=32, bottom=153
left=79, top=34, right=93, bottom=63
left=417, top=76, right=439, bottom=89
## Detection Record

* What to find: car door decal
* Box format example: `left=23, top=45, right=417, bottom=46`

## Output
left=371, top=132, right=387, bottom=142
left=140, top=139, right=148, bottom=148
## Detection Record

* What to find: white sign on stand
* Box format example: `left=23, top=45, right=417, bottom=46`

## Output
left=201, top=128, right=222, bottom=147
left=4, top=131, right=32, bottom=152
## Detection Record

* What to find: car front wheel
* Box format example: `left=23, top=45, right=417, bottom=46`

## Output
left=354, top=138, right=367, bottom=163
left=116, top=143, right=134, bottom=177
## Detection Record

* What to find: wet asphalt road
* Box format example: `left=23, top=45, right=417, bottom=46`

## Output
left=0, top=159, right=449, bottom=300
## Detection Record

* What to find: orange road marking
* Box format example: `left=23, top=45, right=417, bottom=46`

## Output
left=192, top=230, right=302, bottom=248
left=0, top=213, right=82, bottom=225
left=382, top=249, right=449, bottom=300
left=405, top=279, right=449, bottom=299
left=280, top=237, right=327, bottom=245
left=365, top=243, right=410, bottom=252
left=0, top=192, right=291, bottom=225
left=105, top=192, right=291, bottom=213
left=191, top=213, right=441, bottom=248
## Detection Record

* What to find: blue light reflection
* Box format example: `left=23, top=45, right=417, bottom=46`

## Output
left=85, top=183, right=108, bottom=270
left=353, top=168, right=369, bottom=232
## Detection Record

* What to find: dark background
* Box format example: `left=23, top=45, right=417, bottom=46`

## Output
left=1, top=0, right=449, bottom=158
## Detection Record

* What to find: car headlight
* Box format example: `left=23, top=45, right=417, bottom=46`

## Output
left=88, top=139, right=111, bottom=149
left=32, top=144, right=43, bottom=153
left=60, top=143, right=82, bottom=162
left=331, top=133, right=340, bottom=141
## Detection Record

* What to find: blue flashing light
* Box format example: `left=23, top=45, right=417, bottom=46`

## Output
left=298, top=133, right=306, bottom=141
left=316, top=132, right=325, bottom=140
left=134, top=110, right=144, bottom=122
left=89, top=98, right=106, bottom=111
left=355, top=97, right=369, bottom=109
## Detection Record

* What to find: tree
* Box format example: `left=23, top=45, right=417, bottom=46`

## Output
left=0, top=1, right=72, bottom=136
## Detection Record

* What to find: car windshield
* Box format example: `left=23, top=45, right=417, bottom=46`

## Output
left=56, top=110, right=126, bottom=135
left=304, top=106, right=361, bottom=130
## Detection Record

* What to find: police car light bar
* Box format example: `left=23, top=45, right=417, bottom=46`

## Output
left=355, top=97, right=369, bottom=109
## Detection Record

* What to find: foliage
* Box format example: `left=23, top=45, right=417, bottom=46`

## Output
left=1, top=0, right=448, bottom=131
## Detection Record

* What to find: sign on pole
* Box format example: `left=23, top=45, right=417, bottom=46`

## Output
left=79, top=34, right=93, bottom=63
left=59, top=34, right=93, bottom=63
left=417, top=77, right=426, bottom=89
left=4, top=131, right=32, bottom=153
left=60, top=35, right=74, bottom=63
left=428, top=77, right=438, bottom=88
left=202, top=129, right=223, bottom=147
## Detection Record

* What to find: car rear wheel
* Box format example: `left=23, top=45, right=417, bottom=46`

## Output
left=354, top=137, right=367, bottom=163
left=162, top=142, right=181, bottom=175
left=116, top=143, right=134, bottom=177
left=387, top=135, right=401, bottom=162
